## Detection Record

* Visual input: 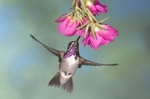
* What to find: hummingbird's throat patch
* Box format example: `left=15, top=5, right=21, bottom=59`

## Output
left=64, top=43, right=76, bottom=58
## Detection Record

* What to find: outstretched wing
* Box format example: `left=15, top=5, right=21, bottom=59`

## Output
left=30, top=34, right=64, bottom=59
left=79, top=57, right=118, bottom=68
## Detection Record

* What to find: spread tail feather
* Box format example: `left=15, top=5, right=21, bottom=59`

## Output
left=48, top=72, right=60, bottom=87
left=61, top=78, right=73, bottom=93
left=48, top=72, right=74, bottom=93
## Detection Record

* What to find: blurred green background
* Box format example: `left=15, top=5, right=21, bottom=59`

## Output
left=0, top=0, right=150, bottom=99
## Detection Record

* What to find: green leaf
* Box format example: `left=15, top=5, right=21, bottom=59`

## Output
left=78, top=8, right=85, bottom=17
left=80, top=0, right=87, bottom=11
left=96, top=24, right=105, bottom=30
left=77, top=12, right=82, bottom=25
left=76, top=21, right=89, bottom=29
left=61, top=11, right=74, bottom=18
left=72, top=0, right=75, bottom=7
left=91, top=25, right=96, bottom=40
left=84, top=24, right=90, bottom=38
left=74, top=13, right=77, bottom=23
left=87, top=0, right=94, bottom=4
left=75, top=0, right=79, bottom=7
left=99, top=16, right=110, bottom=23
left=87, top=8, right=97, bottom=22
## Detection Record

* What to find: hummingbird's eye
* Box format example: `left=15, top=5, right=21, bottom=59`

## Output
left=68, top=73, right=72, bottom=75
left=64, top=71, right=67, bottom=75
left=74, top=56, right=77, bottom=60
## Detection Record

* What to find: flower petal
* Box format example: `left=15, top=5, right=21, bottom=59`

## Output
left=95, top=4, right=108, bottom=14
left=75, top=29, right=86, bottom=37
left=87, top=0, right=108, bottom=15
left=55, top=14, right=67, bottom=23
left=88, top=4, right=97, bottom=15
left=58, top=17, right=79, bottom=36
left=89, top=33, right=106, bottom=50
left=96, top=24, right=118, bottom=42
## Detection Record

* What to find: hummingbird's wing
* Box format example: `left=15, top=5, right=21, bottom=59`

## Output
left=79, top=57, right=118, bottom=67
left=30, top=34, right=65, bottom=59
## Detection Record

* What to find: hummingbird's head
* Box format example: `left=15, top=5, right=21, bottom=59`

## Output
left=64, top=36, right=80, bottom=58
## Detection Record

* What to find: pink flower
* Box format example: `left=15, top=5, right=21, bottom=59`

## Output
left=55, top=14, right=88, bottom=36
left=95, top=0, right=108, bottom=15
left=80, top=24, right=118, bottom=50
left=75, top=29, right=85, bottom=37
left=55, top=14, right=67, bottom=23
left=86, top=0, right=108, bottom=15
left=55, top=15, right=79, bottom=36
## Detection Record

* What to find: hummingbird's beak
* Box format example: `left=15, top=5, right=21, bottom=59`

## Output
left=76, top=36, right=80, bottom=42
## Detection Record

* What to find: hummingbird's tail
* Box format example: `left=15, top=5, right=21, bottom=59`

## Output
left=48, top=72, right=61, bottom=87
left=48, top=72, right=74, bottom=93
left=61, top=77, right=73, bottom=93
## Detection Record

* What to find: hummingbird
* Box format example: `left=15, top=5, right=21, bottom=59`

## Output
left=30, top=34, right=118, bottom=93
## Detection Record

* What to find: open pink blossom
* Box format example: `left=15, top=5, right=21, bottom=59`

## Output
left=86, top=0, right=108, bottom=15
left=80, top=24, right=118, bottom=50
left=55, top=14, right=88, bottom=36
left=95, top=0, right=108, bottom=15
left=55, top=15, right=79, bottom=36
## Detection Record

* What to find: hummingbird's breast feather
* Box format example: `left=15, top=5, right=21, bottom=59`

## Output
left=60, top=55, right=79, bottom=73
left=66, top=55, right=79, bottom=66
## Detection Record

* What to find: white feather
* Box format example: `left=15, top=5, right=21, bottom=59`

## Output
left=66, top=55, right=77, bottom=66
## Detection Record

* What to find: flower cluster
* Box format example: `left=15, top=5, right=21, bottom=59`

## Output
left=55, top=0, right=118, bottom=50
